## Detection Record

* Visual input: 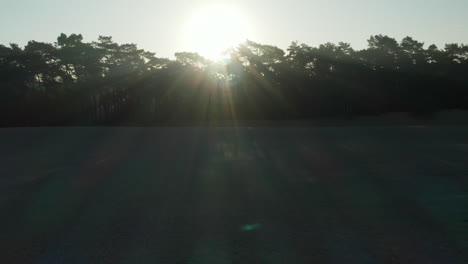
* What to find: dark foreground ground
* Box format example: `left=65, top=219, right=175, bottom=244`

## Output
left=0, top=126, right=467, bottom=263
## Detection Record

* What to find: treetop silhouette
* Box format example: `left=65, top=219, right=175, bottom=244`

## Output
left=0, top=33, right=467, bottom=126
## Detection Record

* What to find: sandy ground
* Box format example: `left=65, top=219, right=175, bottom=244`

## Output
left=0, top=126, right=467, bottom=263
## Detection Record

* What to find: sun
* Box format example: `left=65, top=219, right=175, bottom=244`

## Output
left=183, top=5, right=252, bottom=60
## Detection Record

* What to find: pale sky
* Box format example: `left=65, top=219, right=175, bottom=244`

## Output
left=1, top=0, right=467, bottom=58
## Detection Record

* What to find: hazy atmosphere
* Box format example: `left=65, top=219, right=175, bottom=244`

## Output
left=2, top=0, right=468, bottom=57
left=1, top=1, right=467, bottom=263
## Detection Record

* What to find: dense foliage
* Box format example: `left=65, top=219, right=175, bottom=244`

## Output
left=1, top=34, right=467, bottom=125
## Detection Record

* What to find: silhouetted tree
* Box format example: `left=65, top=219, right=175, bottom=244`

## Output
left=0, top=33, right=467, bottom=126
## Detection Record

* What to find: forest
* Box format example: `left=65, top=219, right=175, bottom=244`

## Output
left=1, top=33, right=467, bottom=126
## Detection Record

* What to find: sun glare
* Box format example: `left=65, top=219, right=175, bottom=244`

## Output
left=184, top=5, right=252, bottom=60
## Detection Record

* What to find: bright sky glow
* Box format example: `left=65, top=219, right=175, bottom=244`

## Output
left=1, top=0, right=468, bottom=58
left=183, top=5, right=252, bottom=59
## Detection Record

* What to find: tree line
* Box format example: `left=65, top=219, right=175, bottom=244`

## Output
left=1, top=33, right=467, bottom=126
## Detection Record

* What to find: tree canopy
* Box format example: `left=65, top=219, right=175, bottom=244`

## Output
left=1, top=34, right=467, bottom=126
